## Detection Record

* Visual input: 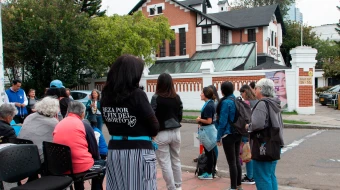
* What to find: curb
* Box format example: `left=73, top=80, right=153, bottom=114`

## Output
left=181, top=119, right=340, bottom=130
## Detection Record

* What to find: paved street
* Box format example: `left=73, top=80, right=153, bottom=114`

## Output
left=102, top=122, right=340, bottom=190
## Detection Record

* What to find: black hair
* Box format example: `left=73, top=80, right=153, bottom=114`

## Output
left=12, top=79, right=22, bottom=85
left=216, top=81, right=234, bottom=116
left=101, top=54, right=145, bottom=104
left=208, top=85, right=219, bottom=102
left=156, top=73, right=177, bottom=98
left=202, top=87, right=216, bottom=100
left=249, top=81, right=256, bottom=90
left=45, top=87, right=67, bottom=98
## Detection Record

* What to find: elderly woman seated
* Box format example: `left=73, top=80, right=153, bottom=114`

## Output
left=19, top=96, right=60, bottom=161
left=0, top=104, right=18, bottom=139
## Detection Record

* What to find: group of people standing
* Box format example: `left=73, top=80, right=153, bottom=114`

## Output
left=197, top=79, right=284, bottom=190
left=1, top=53, right=284, bottom=190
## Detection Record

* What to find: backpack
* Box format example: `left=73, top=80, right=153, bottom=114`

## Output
left=228, top=97, right=252, bottom=136
left=195, top=153, right=208, bottom=176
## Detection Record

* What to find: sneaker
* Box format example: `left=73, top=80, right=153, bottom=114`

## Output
left=198, top=172, right=213, bottom=180
left=241, top=174, right=255, bottom=185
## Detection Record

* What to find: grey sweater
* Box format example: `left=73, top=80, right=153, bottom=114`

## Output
left=249, top=97, right=284, bottom=146
left=19, top=112, right=59, bottom=161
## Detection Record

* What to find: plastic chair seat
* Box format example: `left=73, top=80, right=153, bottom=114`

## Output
left=72, top=168, right=105, bottom=182
left=11, top=176, right=73, bottom=190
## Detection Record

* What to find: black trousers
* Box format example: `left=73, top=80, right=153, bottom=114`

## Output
left=203, top=147, right=216, bottom=175
left=222, top=134, right=242, bottom=189
left=74, top=160, right=106, bottom=190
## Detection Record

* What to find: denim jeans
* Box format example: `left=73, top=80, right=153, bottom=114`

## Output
left=96, top=114, right=103, bottom=131
left=154, top=128, right=182, bottom=190
left=253, top=160, right=278, bottom=190
left=222, top=134, right=242, bottom=189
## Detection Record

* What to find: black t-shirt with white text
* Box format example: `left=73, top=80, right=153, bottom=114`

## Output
left=101, top=88, right=159, bottom=149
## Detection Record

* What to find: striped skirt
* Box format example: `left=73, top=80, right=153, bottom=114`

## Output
left=106, top=149, right=157, bottom=190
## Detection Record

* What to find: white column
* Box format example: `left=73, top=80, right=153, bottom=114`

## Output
left=0, top=2, right=5, bottom=105
left=290, top=46, right=317, bottom=114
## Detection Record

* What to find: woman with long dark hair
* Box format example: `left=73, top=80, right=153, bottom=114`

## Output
left=151, top=73, right=183, bottom=190
left=86, top=89, right=103, bottom=131
left=196, top=87, right=217, bottom=180
left=100, top=54, right=159, bottom=190
left=216, top=81, right=243, bottom=190
left=208, top=85, right=220, bottom=172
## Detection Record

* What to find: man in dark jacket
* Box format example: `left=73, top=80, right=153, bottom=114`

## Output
left=0, top=104, right=18, bottom=139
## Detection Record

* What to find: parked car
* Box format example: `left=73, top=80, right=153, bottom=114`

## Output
left=319, top=85, right=340, bottom=105
left=70, top=90, right=93, bottom=105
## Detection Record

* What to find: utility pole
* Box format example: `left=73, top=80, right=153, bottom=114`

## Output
left=0, top=0, right=5, bottom=105
left=301, top=21, right=303, bottom=46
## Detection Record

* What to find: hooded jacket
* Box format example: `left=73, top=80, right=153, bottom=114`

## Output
left=249, top=97, right=284, bottom=146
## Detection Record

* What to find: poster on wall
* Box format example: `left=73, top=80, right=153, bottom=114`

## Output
left=265, top=70, right=287, bottom=110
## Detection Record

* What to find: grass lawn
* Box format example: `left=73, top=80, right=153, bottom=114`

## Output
left=283, top=119, right=310, bottom=124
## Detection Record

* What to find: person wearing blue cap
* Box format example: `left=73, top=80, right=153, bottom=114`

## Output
left=45, top=79, right=71, bottom=120
left=50, top=79, right=65, bottom=88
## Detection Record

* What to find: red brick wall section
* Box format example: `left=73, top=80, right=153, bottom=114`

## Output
left=257, top=27, right=264, bottom=53
left=232, top=28, right=264, bottom=53
left=147, top=78, right=203, bottom=92
left=299, top=68, right=313, bottom=107
left=213, top=76, right=264, bottom=91
left=141, top=0, right=197, bottom=58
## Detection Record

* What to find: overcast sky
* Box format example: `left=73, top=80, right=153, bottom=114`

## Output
left=101, top=0, right=339, bottom=27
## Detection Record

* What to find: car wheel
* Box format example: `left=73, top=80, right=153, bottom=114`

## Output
left=321, top=103, right=327, bottom=106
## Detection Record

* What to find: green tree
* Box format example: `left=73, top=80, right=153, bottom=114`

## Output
left=323, top=57, right=340, bottom=80
left=2, top=0, right=90, bottom=94
left=336, top=4, right=340, bottom=34
left=84, top=11, right=175, bottom=76
left=230, top=0, right=295, bottom=17
left=75, top=0, right=106, bottom=17
left=280, top=21, right=319, bottom=66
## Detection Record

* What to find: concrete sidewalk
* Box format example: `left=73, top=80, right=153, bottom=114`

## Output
left=84, top=167, right=309, bottom=190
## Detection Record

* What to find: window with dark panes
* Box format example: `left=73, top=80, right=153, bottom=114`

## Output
left=179, top=28, right=186, bottom=55
left=150, top=8, right=155, bottom=15
left=160, top=40, right=166, bottom=57
left=274, top=32, right=277, bottom=47
left=271, top=31, right=274, bottom=46
left=248, top=29, right=256, bottom=42
left=220, top=28, right=229, bottom=44
left=202, top=27, right=212, bottom=44
left=169, top=29, right=176, bottom=56
left=157, top=7, right=163, bottom=14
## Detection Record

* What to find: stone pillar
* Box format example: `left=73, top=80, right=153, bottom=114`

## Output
left=0, top=3, right=4, bottom=105
left=290, top=46, right=317, bottom=114
left=200, top=60, right=214, bottom=88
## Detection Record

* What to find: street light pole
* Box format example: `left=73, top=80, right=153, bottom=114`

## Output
left=0, top=0, right=5, bottom=105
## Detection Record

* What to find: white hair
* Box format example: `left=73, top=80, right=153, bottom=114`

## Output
left=67, top=101, right=85, bottom=117
left=255, top=78, right=276, bottom=97
left=34, top=97, right=60, bottom=117
left=0, top=104, right=18, bottom=118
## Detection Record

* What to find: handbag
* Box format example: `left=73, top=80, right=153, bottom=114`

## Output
left=250, top=101, right=281, bottom=161
left=241, top=142, right=252, bottom=163
left=164, top=118, right=181, bottom=129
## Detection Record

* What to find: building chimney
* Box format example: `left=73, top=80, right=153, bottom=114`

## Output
left=203, top=0, right=207, bottom=13
left=218, top=0, right=229, bottom=12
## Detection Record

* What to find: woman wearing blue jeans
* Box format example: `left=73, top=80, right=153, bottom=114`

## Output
left=247, top=78, right=284, bottom=190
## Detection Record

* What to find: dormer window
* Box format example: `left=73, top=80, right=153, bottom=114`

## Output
left=147, top=3, right=165, bottom=16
